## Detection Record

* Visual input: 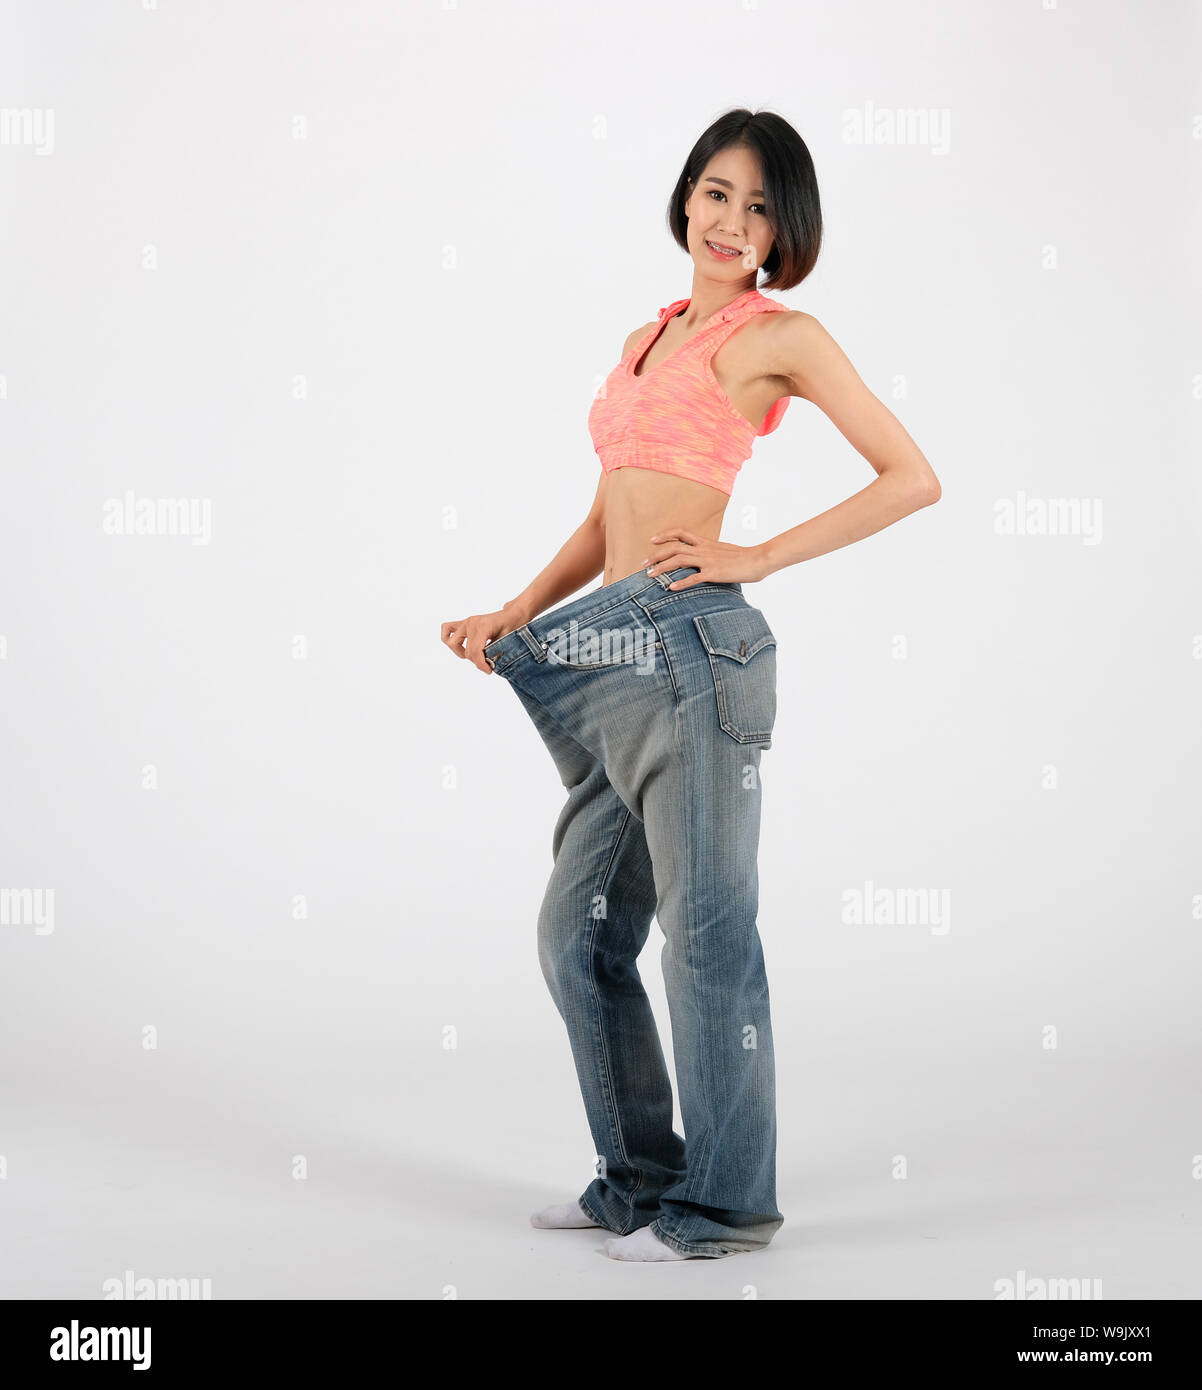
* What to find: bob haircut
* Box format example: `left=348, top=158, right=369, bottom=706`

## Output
left=666, top=108, right=822, bottom=292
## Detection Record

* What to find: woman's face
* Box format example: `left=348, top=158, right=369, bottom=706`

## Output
left=683, top=145, right=775, bottom=281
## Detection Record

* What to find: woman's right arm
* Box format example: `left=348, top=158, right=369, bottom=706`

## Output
left=501, top=469, right=609, bottom=626
left=500, top=320, right=653, bottom=627
left=443, top=321, right=653, bottom=672
left=442, top=470, right=609, bottom=673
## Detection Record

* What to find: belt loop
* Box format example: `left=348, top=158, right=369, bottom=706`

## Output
left=517, top=625, right=546, bottom=662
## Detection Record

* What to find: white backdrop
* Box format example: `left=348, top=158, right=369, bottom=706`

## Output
left=1, top=0, right=1199, bottom=1300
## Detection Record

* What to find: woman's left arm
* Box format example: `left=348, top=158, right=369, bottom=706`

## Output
left=644, top=311, right=941, bottom=587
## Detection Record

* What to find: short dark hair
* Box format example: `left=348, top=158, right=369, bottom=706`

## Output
left=666, top=108, right=822, bottom=292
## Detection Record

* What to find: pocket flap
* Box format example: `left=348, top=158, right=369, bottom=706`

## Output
left=693, top=608, right=777, bottom=664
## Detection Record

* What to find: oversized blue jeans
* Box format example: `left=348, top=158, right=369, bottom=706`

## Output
left=484, top=565, right=784, bottom=1257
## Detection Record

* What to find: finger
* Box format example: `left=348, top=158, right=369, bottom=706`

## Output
left=665, top=571, right=708, bottom=590
left=648, top=528, right=697, bottom=546
left=647, top=551, right=696, bottom=576
left=467, top=643, right=494, bottom=674
left=441, top=621, right=468, bottom=657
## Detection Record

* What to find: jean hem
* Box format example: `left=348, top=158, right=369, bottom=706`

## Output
left=578, top=1190, right=627, bottom=1234
left=648, top=1218, right=731, bottom=1259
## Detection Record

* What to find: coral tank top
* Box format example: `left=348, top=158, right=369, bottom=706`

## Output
left=587, top=287, right=791, bottom=497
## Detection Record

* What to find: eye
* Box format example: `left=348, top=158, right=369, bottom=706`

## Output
left=707, top=190, right=767, bottom=216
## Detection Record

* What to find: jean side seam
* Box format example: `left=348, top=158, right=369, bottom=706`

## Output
left=673, top=696, right=716, bottom=1214
left=635, top=605, right=678, bottom=701
left=585, top=805, right=646, bottom=1224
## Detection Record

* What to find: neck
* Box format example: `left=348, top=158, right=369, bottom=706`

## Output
left=678, top=279, right=759, bottom=328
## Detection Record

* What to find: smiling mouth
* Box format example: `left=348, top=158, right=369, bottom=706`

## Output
left=705, top=239, right=742, bottom=258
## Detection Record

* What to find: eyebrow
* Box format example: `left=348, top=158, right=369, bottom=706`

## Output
left=704, top=176, right=765, bottom=197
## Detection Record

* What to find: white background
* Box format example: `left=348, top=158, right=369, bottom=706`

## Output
left=1, top=0, right=1199, bottom=1299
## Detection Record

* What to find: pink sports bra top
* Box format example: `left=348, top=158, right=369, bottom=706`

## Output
left=587, top=286, right=791, bottom=497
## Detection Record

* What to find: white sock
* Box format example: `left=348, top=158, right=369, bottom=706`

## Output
left=603, top=1226, right=690, bottom=1262
left=530, top=1199, right=600, bottom=1229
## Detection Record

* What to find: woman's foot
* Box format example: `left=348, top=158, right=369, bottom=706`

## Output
left=530, top=1199, right=600, bottom=1229
left=603, top=1227, right=690, bottom=1261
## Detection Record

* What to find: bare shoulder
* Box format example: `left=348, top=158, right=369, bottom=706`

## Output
left=765, top=307, right=833, bottom=356
left=762, top=309, right=853, bottom=399
left=622, top=319, right=659, bottom=358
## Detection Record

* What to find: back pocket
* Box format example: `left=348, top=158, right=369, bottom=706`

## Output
left=693, top=607, right=778, bottom=746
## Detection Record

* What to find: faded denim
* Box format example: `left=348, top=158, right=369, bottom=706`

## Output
left=484, top=565, right=783, bottom=1257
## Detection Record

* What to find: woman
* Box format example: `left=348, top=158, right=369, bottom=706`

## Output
left=442, top=108, right=941, bottom=1262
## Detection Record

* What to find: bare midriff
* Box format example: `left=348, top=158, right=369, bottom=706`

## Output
left=602, top=469, right=729, bottom=586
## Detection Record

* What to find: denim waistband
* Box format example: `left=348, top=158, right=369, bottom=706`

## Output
left=484, top=564, right=742, bottom=671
